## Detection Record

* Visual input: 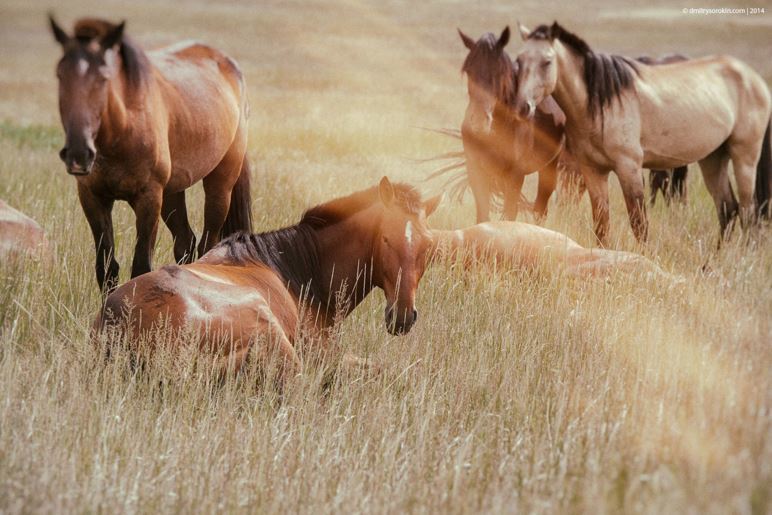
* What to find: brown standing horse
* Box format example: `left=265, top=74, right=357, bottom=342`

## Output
left=95, top=178, right=441, bottom=388
left=513, top=22, right=771, bottom=244
left=50, top=17, right=252, bottom=292
left=458, top=27, right=573, bottom=223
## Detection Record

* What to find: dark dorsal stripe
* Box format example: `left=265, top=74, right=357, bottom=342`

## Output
left=214, top=183, right=422, bottom=303
left=529, top=22, right=639, bottom=120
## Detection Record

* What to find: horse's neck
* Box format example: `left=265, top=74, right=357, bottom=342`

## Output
left=310, top=208, right=380, bottom=325
left=552, top=42, right=592, bottom=132
left=94, top=76, right=131, bottom=152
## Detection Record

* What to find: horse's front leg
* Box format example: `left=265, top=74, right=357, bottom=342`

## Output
left=534, top=162, right=558, bottom=222
left=467, top=161, right=492, bottom=223
left=78, top=183, right=119, bottom=293
left=616, top=161, right=648, bottom=243
left=129, top=187, right=162, bottom=278
left=582, top=166, right=611, bottom=247
left=501, top=172, right=525, bottom=221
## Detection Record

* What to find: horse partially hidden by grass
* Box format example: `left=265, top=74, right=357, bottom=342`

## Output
left=513, top=22, right=771, bottom=244
left=431, top=222, right=677, bottom=281
left=49, top=17, right=253, bottom=293
left=457, top=27, right=575, bottom=223
left=95, top=178, right=441, bottom=389
left=0, top=200, right=49, bottom=260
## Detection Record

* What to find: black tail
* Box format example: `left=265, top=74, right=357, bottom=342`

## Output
left=756, top=121, right=771, bottom=219
left=222, top=156, right=253, bottom=236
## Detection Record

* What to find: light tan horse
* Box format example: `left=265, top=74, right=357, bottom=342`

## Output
left=512, top=22, right=771, bottom=244
left=95, top=178, right=441, bottom=389
left=431, top=222, right=676, bottom=281
left=50, top=17, right=252, bottom=292
left=0, top=201, right=49, bottom=260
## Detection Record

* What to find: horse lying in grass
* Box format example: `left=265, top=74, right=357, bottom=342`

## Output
left=95, top=178, right=441, bottom=388
left=431, top=221, right=677, bottom=281
left=0, top=200, right=49, bottom=260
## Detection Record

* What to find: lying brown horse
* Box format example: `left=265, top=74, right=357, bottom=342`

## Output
left=95, top=178, right=441, bottom=388
left=458, top=27, right=574, bottom=223
left=50, top=17, right=252, bottom=292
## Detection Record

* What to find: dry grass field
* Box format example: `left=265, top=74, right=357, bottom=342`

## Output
left=0, top=0, right=770, bottom=513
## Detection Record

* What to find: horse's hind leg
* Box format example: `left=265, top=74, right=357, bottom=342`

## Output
left=534, top=161, right=558, bottom=222
left=698, top=149, right=737, bottom=237
left=198, top=135, right=246, bottom=256
left=671, top=166, right=688, bottom=202
left=161, top=191, right=196, bottom=263
left=728, top=140, right=764, bottom=227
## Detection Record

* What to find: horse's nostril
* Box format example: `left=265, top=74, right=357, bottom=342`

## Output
left=58, top=147, right=68, bottom=162
left=86, top=147, right=95, bottom=162
left=412, top=309, right=418, bottom=322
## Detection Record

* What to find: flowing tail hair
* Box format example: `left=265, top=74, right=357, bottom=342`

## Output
left=755, top=120, right=771, bottom=219
left=222, top=156, right=253, bottom=236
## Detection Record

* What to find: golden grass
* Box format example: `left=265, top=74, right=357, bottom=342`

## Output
left=0, top=0, right=770, bottom=513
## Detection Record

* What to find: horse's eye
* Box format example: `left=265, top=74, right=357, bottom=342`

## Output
left=542, top=60, right=552, bottom=68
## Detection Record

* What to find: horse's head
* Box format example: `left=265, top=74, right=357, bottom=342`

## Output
left=374, top=177, right=441, bottom=335
left=512, top=22, right=558, bottom=121
left=458, top=26, right=514, bottom=135
left=49, top=16, right=125, bottom=175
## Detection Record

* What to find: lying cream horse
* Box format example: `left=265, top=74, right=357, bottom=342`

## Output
left=431, top=221, right=677, bottom=281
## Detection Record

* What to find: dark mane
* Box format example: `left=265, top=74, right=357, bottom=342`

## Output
left=529, top=22, right=639, bottom=120
left=73, top=18, right=150, bottom=97
left=214, top=183, right=422, bottom=302
left=461, top=33, right=516, bottom=104
left=216, top=227, right=325, bottom=303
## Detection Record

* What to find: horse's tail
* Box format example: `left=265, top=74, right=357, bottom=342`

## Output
left=222, top=156, right=253, bottom=236
left=755, top=120, right=771, bottom=219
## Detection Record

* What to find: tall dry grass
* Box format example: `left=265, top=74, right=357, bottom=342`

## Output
left=0, top=0, right=770, bottom=513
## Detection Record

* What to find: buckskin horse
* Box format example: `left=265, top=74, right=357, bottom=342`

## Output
left=458, top=26, right=574, bottom=223
left=513, top=22, right=771, bottom=244
left=637, top=54, right=691, bottom=207
left=49, top=17, right=252, bottom=292
left=95, top=178, right=441, bottom=389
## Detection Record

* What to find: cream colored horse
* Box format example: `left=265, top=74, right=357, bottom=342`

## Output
left=512, top=22, right=771, bottom=244
left=431, top=222, right=676, bottom=281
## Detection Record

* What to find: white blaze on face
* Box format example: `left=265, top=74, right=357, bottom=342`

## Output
left=77, top=59, right=89, bottom=77
left=404, top=221, right=413, bottom=247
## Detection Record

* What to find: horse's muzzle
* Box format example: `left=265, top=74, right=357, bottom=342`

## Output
left=385, top=306, right=418, bottom=335
left=515, top=101, right=536, bottom=121
left=60, top=146, right=95, bottom=176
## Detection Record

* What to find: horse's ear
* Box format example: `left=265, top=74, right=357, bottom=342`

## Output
left=497, top=26, right=510, bottom=49
left=379, top=176, right=395, bottom=206
left=458, top=29, right=475, bottom=50
left=424, top=193, right=444, bottom=217
left=100, top=21, right=125, bottom=50
left=49, top=14, right=69, bottom=46
left=549, top=21, right=560, bottom=41
left=517, top=21, right=530, bottom=41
